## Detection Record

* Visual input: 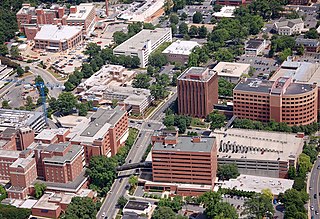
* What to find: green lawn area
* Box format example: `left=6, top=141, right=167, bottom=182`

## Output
left=191, top=118, right=209, bottom=129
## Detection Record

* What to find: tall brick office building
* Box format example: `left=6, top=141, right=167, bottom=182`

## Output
left=233, top=77, right=318, bottom=126
left=177, top=67, right=218, bottom=118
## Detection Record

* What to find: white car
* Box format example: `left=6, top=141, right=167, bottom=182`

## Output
left=102, top=212, right=106, bottom=217
left=311, top=206, right=314, bottom=211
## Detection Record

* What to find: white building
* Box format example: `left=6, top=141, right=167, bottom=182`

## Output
left=162, top=40, right=200, bottom=64
left=213, top=62, right=250, bottom=83
left=213, top=6, right=236, bottom=18
left=66, top=3, right=96, bottom=34
left=113, top=28, right=172, bottom=68
left=123, top=201, right=152, bottom=216
left=0, top=60, right=13, bottom=88
left=273, top=18, right=304, bottom=35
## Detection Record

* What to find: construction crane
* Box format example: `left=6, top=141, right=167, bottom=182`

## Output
left=1, top=78, right=65, bottom=125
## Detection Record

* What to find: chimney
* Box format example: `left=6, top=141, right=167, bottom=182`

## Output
left=192, top=136, right=201, bottom=143
left=70, top=6, right=77, bottom=14
left=105, top=0, right=109, bottom=16
left=58, top=7, right=65, bottom=18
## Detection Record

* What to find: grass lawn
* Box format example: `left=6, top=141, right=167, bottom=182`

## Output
left=191, top=118, right=209, bottom=129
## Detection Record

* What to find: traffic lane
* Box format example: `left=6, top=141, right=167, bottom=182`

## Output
left=150, top=93, right=177, bottom=120
left=310, top=158, right=320, bottom=218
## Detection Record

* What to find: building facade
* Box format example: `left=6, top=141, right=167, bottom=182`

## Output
left=177, top=67, right=218, bottom=118
left=273, top=18, right=304, bottom=36
left=296, top=38, right=320, bottom=53
left=66, top=4, right=96, bottom=34
left=245, top=39, right=267, bottom=56
left=113, top=28, right=172, bottom=68
left=148, top=132, right=217, bottom=196
left=162, top=40, right=200, bottom=64
left=233, top=77, right=318, bottom=126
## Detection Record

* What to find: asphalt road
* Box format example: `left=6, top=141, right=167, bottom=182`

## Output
left=97, top=91, right=177, bottom=219
left=310, top=158, right=320, bottom=218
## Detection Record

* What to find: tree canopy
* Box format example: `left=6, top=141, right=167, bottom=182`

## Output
left=217, top=164, right=240, bottom=180
left=63, top=197, right=97, bottom=219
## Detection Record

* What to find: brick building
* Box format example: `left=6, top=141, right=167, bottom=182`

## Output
left=177, top=67, right=218, bottom=118
left=35, top=128, right=70, bottom=144
left=0, top=128, right=35, bottom=151
left=233, top=77, right=318, bottom=126
left=34, top=142, right=85, bottom=183
left=296, top=38, right=320, bottom=53
left=146, top=131, right=217, bottom=196
left=68, top=106, right=129, bottom=164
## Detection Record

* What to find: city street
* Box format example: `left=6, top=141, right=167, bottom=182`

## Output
left=96, top=92, right=177, bottom=219
left=309, top=157, right=320, bottom=218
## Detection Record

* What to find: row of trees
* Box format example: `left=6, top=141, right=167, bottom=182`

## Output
left=233, top=118, right=319, bottom=135
left=62, top=197, right=99, bottom=219
left=163, top=112, right=192, bottom=134
left=85, top=128, right=138, bottom=196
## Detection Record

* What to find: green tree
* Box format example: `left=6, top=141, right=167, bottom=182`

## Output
left=150, top=84, right=167, bottom=100
left=213, top=4, right=223, bottom=12
left=242, top=193, right=274, bottom=219
left=63, top=197, right=97, bottom=219
left=25, top=96, right=35, bottom=111
left=176, top=117, right=187, bottom=133
left=77, top=102, right=89, bottom=116
left=169, top=14, right=179, bottom=25
left=16, top=66, right=24, bottom=77
left=0, top=44, right=9, bottom=56
left=279, top=48, right=292, bottom=63
left=10, top=46, right=20, bottom=59
left=218, top=78, right=235, bottom=97
left=180, top=12, right=188, bottom=20
left=24, top=66, right=30, bottom=73
left=296, top=44, right=304, bottom=56
left=143, top=23, right=155, bottom=30
left=132, top=73, right=151, bottom=89
left=1, top=100, right=11, bottom=109
left=305, top=28, right=318, bottom=39
left=129, top=175, right=138, bottom=187
left=293, top=177, right=306, bottom=191
left=55, top=92, right=78, bottom=116
left=149, top=53, right=167, bottom=68
left=215, top=48, right=234, bottom=62
left=158, top=196, right=184, bottom=212
left=302, top=143, right=318, bottom=163
left=205, top=201, right=238, bottom=219
left=171, top=23, right=178, bottom=35
left=288, top=166, right=296, bottom=179
left=179, top=22, right=189, bottom=35
left=117, top=196, right=128, bottom=209
left=193, top=11, right=203, bottom=24
left=217, top=164, right=240, bottom=180
left=152, top=206, right=176, bottom=219
left=189, top=25, right=198, bottom=37
left=298, top=153, right=312, bottom=177
left=164, top=114, right=175, bottom=127
left=82, top=63, right=94, bottom=78
left=83, top=43, right=101, bottom=58
left=207, top=111, right=226, bottom=129
left=0, top=185, right=7, bottom=201
left=261, top=189, right=273, bottom=201
left=198, top=25, right=208, bottom=38
left=34, top=182, right=46, bottom=199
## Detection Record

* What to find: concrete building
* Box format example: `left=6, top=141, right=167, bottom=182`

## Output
left=0, top=109, right=45, bottom=133
left=76, top=65, right=153, bottom=114
left=177, top=67, right=218, bottom=118
left=233, top=77, right=318, bottom=126
left=113, top=28, right=172, bottom=68
left=66, top=3, right=96, bottom=34
left=213, top=62, right=250, bottom=83
left=212, top=6, right=236, bottom=18
left=123, top=201, right=152, bottom=216
left=34, top=24, right=83, bottom=52
left=35, top=128, right=70, bottom=144
left=0, top=60, right=13, bottom=87
left=162, top=40, right=200, bottom=64
left=33, top=142, right=85, bottom=183
left=31, top=189, right=95, bottom=219
left=273, top=18, right=304, bottom=35
left=147, top=133, right=217, bottom=196
left=296, top=38, right=320, bottom=53
left=214, top=128, right=304, bottom=178
left=245, top=39, right=267, bottom=56
left=68, top=106, right=129, bottom=163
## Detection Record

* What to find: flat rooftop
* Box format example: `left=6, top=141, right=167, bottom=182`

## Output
left=153, top=137, right=215, bottom=153
left=214, top=128, right=304, bottom=161
left=124, top=201, right=150, bottom=211
left=178, top=67, right=217, bottom=82
left=67, top=3, right=94, bottom=21
left=162, top=40, right=199, bottom=55
left=114, top=28, right=171, bottom=53
left=43, top=144, right=82, bottom=164
left=10, top=157, right=33, bottom=169
left=234, top=78, right=315, bottom=95
left=56, top=115, right=89, bottom=128
left=213, top=6, right=236, bottom=18
left=246, top=39, right=264, bottom=49
left=0, top=109, right=44, bottom=129
left=219, top=174, right=294, bottom=195
left=0, top=149, right=20, bottom=159
left=213, top=62, right=250, bottom=78
left=35, top=128, right=69, bottom=141
left=34, top=25, right=82, bottom=42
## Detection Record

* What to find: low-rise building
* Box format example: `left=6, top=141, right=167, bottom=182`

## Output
left=0, top=60, right=13, bottom=87
left=34, top=24, right=83, bottom=52
left=162, top=40, right=200, bottom=64
left=35, top=128, right=70, bottom=144
left=31, top=189, right=95, bottom=219
left=66, top=3, right=96, bottom=34
left=273, top=18, right=304, bottom=35
left=0, top=109, right=45, bottom=133
left=213, top=62, right=250, bottom=83
left=212, top=6, right=236, bottom=18
left=77, top=65, right=153, bottom=114
left=68, top=106, right=129, bottom=163
left=113, top=28, right=172, bottom=68
left=214, top=128, right=304, bottom=178
left=233, top=77, right=318, bottom=126
left=123, top=201, right=152, bottom=216
left=245, top=39, right=266, bottom=56
left=296, top=38, right=320, bottom=53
